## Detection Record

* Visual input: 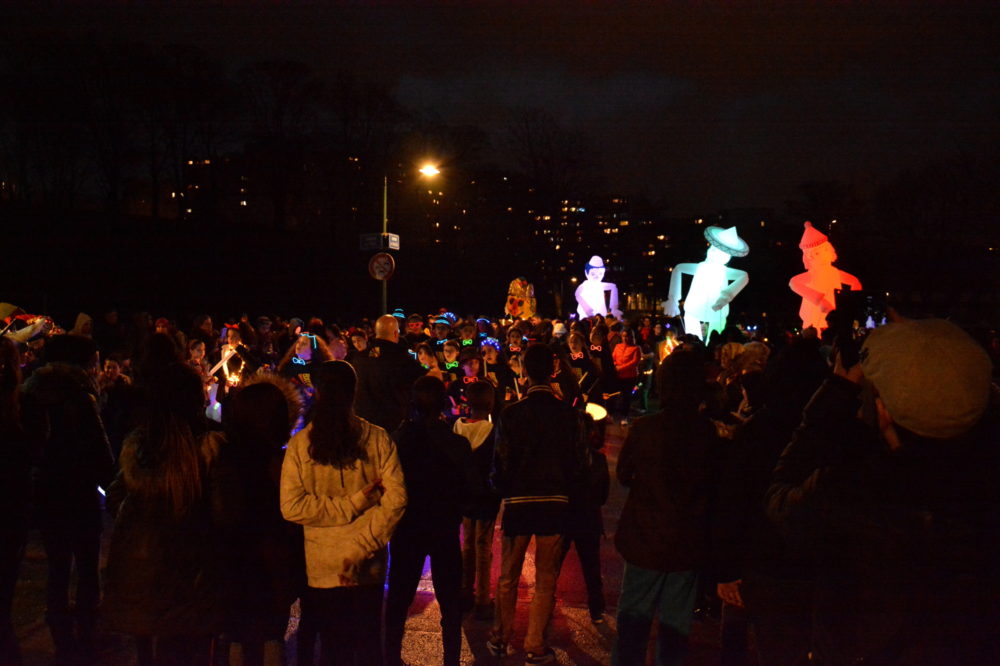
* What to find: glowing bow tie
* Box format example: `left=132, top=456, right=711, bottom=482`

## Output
left=462, top=339, right=474, bottom=346
left=590, top=345, right=602, bottom=352
left=463, top=376, right=478, bottom=384
left=570, top=352, right=584, bottom=360
left=509, top=346, right=521, bottom=353
left=445, top=361, right=459, bottom=370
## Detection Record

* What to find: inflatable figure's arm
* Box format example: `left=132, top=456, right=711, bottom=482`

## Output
left=839, top=271, right=862, bottom=291
left=789, top=273, right=834, bottom=312
left=663, top=263, right=697, bottom=316
left=575, top=283, right=594, bottom=318
left=607, top=283, right=623, bottom=318
left=713, top=268, right=749, bottom=311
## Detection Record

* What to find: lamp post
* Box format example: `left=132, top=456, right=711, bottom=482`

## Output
left=378, top=163, right=439, bottom=314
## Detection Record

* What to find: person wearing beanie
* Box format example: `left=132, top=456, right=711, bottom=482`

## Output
left=767, top=318, right=1000, bottom=664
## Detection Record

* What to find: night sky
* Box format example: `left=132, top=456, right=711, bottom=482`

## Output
left=6, top=2, right=1000, bottom=215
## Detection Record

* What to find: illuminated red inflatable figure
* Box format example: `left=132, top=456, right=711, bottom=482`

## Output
left=788, top=221, right=862, bottom=333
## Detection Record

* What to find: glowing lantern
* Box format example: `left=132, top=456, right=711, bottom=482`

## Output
left=505, top=277, right=537, bottom=320
left=788, top=222, right=862, bottom=333
left=575, top=256, right=623, bottom=319
left=663, top=226, right=750, bottom=340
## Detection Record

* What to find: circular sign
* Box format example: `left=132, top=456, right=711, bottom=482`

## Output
left=368, top=252, right=396, bottom=280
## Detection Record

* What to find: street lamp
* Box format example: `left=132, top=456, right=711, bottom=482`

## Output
left=379, top=162, right=439, bottom=314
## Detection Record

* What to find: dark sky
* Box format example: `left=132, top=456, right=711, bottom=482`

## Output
left=6, top=2, right=1000, bottom=214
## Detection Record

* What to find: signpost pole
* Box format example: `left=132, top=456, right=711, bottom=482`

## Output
left=381, top=175, right=389, bottom=314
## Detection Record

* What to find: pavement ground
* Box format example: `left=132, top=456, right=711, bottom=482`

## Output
left=12, top=420, right=733, bottom=665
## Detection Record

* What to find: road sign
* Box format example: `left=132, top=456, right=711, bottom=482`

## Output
left=360, top=233, right=401, bottom=251
left=368, top=252, right=396, bottom=281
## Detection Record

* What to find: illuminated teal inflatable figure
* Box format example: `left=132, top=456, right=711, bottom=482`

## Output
left=663, top=226, right=750, bottom=340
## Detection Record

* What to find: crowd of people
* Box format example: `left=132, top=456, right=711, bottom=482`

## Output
left=1, top=303, right=998, bottom=666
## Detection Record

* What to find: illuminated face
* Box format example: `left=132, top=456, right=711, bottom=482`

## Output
left=462, top=358, right=481, bottom=377
left=568, top=335, right=584, bottom=353
left=802, top=242, right=837, bottom=270
left=200, top=317, right=213, bottom=334
left=590, top=329, right=605, bottom=346
left=482, top=346, right=498, bottom=364
left=351, top=334, right=367, bottom=351
left=190, top=342, right=205, bottom=362
left=104, top=359, right=120, bottom=377
left=417, top=348, right=437, bottom=368
left=434, top=323, right=450, bottom=340
left=155, top=324, right=169, bottom=335
left=295, top=335, right=313, bottom=361
left=585, top=265, right=605, bottom=281
left=443, top=344, right=459, bottom=362
left=507, top=330, right=522, bottom=345
left=407, top=321, right=423, bottom=334
left=460, top=325, right=475, bottom=340
left=226, top=328, right=241, bottom=346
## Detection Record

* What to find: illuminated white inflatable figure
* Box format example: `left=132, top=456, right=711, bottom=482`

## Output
left=663, top=226, right=749, bottom=340
left=788, top=221, right=862, bottom=333
left=575, top=255, right=623, bottom=319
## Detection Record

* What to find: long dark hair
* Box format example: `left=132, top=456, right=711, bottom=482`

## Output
left=308, top=361, right=366, bottom=468
left=125, top=362, right=209, bottom=517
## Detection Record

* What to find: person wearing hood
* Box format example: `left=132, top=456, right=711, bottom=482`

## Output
left=20, top=334, right=115, bottom=662
left=69, top=312, right=94, bottom=338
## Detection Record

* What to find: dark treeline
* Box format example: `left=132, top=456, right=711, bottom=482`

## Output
left=1, top=39, right=998, bottom=324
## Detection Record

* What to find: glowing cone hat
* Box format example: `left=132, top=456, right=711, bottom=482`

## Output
left=799, top=221, right=829, bottom=249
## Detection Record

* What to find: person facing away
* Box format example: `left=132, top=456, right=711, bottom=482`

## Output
left=767, top=318, right=1000, bottom=665
left=385, top=376, right=472, bottom=666
left=212, top=375, right=304, bottom=666
left=453, top=380, right=501, bottom=621
left=279, top=360, right=406, bottom=666
left=352, top=314, right=425, bottom=433
left=488, top=344, right=590, bottom=665
left=102, top=361, right=225, bottom=666
left=20, top=334, right=115, bottom=663
left=612, top=349, right=722, bottom=666
left=0, top=336, right=29, bottom=666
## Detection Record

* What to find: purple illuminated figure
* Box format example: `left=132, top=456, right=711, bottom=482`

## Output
left=575, top=256, right=623, bottom=319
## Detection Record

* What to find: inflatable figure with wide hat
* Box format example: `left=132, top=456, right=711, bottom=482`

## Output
left=575, top=255, right=623, bottom=319
left=662, top=226, right=749, bottom=340
left=788, top=221, right=862, bottom=333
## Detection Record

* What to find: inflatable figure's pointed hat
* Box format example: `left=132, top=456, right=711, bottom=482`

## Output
left=799, top=221, right=829, bottom=249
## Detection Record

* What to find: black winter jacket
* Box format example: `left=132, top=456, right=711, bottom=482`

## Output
left=21, top=362, right=114, bottom=531
left=491, top=385, right=589, bottom=536
left=767, top=376, right=1000, bottom=665
left=615, top=408, right=721, bottom=573
left=352, top=338, right=425, bottom=433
